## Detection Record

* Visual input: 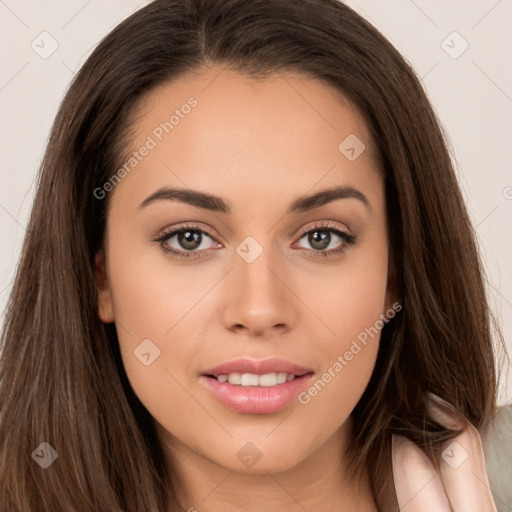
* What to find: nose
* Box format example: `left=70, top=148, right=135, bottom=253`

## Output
left=222, top=244, right=296, bottom=338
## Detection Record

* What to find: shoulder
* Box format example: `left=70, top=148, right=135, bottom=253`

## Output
left=483, top=404, right=512, bottom=512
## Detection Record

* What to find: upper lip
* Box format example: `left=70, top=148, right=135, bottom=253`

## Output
left=202, top=358, right=314, bottom=377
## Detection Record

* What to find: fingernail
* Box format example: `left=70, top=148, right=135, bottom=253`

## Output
left=426, top=392, right=462, bottom=429
left=426, top=391, right=456, bottom=410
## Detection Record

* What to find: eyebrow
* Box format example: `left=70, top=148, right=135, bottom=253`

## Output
left=139, top=185, right=370, bottom=214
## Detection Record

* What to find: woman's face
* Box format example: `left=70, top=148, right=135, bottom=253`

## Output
left=95, top=65, right=397, bottom=477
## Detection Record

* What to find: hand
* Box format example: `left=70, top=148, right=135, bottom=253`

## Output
left=391, top=393, right=497, bottom=511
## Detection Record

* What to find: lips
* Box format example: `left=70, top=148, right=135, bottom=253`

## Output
left=202, top=357, right=313, bottom=378
left=200, top=358, right=315, bottom=414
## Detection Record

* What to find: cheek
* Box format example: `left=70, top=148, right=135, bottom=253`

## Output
left=307, top=231, right=389, bottom=343
left=297, top=293, right=384, bottom=435
left=296, top=343, right=379, bottom=439
left=105, top=231, right=208, bottom=387
left=108, top=234, right=203, bottom=337
left=107, top=249, right=205, bottom=431
left=297, top=235, right=389, bottom=422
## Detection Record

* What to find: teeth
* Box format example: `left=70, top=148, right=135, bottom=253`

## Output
left=227, top=373, right=241, bottom=385
left=276, top=372, right=288, bottom=384
left=216, top=372, right=296, bottom=386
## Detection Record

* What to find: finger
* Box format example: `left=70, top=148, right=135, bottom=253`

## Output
left=392, top=434, right=451, bottom=511
left=426, top=394, right=498, bottom=512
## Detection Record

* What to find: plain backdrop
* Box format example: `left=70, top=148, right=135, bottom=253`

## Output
left=1, top=0, right=511, bottom=404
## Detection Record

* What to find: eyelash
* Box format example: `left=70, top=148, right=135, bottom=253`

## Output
left=153, top=221, right=356, bottom=260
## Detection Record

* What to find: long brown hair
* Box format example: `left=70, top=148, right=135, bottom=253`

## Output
left=0, top=0, right=504, bottom=510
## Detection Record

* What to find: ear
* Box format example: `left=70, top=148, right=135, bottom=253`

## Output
left=94, top=248, right=115, bottom=323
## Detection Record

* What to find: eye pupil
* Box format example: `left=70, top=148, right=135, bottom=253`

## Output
left=309, top=230, right=330, bottom=250
left=178, top=230, right=202, bottom=250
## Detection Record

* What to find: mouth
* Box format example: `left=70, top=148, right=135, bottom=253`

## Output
left=203, top=371, right=312, bottom=387
left=201, top=357, right=313, bottom=380
left=199, top=358, right=315, bottom=414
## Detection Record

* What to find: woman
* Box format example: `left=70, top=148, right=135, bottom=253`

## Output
left=0, top=0, right=508, bottom=510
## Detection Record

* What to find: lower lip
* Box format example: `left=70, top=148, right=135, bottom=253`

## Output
left=199, top=374, right=314, bottom=414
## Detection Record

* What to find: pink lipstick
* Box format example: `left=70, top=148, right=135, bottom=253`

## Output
left=200, top=358, right=314, bottom=414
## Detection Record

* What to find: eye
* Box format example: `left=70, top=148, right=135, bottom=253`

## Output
left=153, top=221, right=356, bottom=260
left=293, top=221, right=356, bottom=259
left=154, top=223, right=220, bottom=259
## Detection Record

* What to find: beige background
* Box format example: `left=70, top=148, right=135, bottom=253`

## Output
left=1, top=0, right=511, bottom=404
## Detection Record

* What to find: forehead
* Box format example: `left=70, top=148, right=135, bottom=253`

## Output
left=109, top=65, right=382, bottom=215
left=130, top=65, right=377, bottom=159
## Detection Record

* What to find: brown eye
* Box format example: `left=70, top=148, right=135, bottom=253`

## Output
left=294, top=225, right=356, bottom=258
left=305, top=230, right=333, bottom=251
left=154, top=224, right=220, bottom=259
left=174, top=230, right=204, bottom=251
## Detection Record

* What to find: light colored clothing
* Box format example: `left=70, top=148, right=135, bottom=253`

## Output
left=484, top=404, right=512, bottom=512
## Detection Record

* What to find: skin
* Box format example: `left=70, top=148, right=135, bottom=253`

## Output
left=392, top=394, right=498, bottom=511
left=95, top=63, right=398, bottom=511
